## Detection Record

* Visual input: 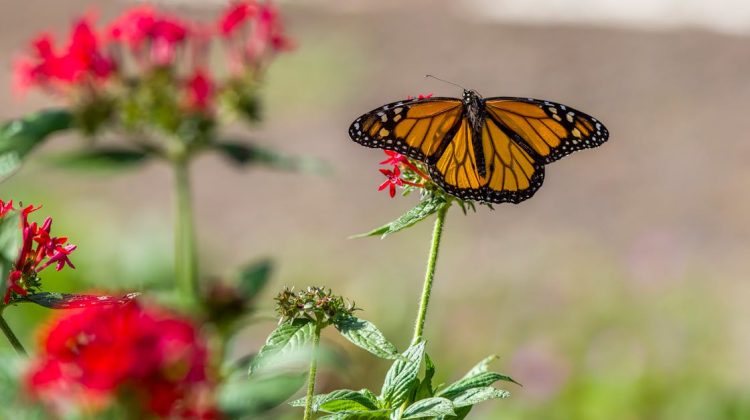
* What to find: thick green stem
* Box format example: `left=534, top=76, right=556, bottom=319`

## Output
left=0, top=313, right=26, bottom=356
left=174, top=160, right=198, bottom=302
left=411, top=203, right=449, bottom=347
left=303, top=323, right=322, bottom=420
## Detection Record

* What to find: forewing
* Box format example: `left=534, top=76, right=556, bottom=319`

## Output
left=484, top=97, right=608, bottom=164
left=349, top=98, right=463, bottom=163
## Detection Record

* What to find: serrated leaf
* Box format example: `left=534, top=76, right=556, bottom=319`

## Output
left=290, top=389, right=379, bottom=413
left=20, top=292, right=139, bottom=309
left=48, top=148, right=150, bottom=172
left=449, top=387, right=510, bottom=408
left=402, top=397, right=455, bottom=419
left=438, top=406, right=472, bottom=420
left=351, top=196, right=447, bottom=239
left=218, top=372, right=305, bottom=416
left=249, top=320, right=314, bottom=374
left=334, top=315, right=399, bottom=360
left=461, top=355, right=499, bottom=380
left=0, top=109, right=74, bottom=182
left=214, top=141, right=329, bottom=174
left=437, top=372, right=518, bottom=400
left=380, top=341, right=425, bottom=408
left=237, top=258, right=273, bottom=301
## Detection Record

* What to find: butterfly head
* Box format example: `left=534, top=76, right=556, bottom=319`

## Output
left=462, top=89, right=482, bottom=105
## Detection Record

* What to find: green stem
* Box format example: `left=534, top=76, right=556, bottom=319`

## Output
left=303, top=323, right=322, bottom=420
left=174, top=159, right=198, bottom=302
left=0, top=313, right=27, bottom=356
left=411, top=203, right=449, bottom=347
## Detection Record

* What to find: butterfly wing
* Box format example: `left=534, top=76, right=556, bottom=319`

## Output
left=484, top=97, right=609, bottom=163
left=429, top=113, right=545, bottom=203
left=349, top=97, right=464, bottom=163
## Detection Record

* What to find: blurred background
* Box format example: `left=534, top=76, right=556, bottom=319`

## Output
left=2, top=0, right=750, bottom=418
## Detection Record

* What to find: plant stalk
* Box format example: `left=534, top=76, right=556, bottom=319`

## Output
left=0, top=313, right=27, bottom=356
left=174, top=159, right=198, bottom=302
left=411, top=203, right=449, bottom=347
left=303, top=323, right=322, bottom=420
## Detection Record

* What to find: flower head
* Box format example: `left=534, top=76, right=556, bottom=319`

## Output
left=108, top=6, right=189, bottom=67
left=379, top=167, right=404, bottom=198
left=13, top=16, right=114, bottom=94
left=27, top=301, right=217, bottom=418
left=274, top=286, right=357, bottom=325
left=3, top=202, right=77, bottom=304
left=185, top=69, right=215, bottom=113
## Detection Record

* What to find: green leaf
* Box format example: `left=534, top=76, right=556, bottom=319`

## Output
left=237, top=258, right=273, bottom=301
left=318, top=412, right=391, bottom=420
left=380, top=341, right=425, bottom=408
left=415, top=353, right=436, bottom=400
left=20, top=292, right=139, bottom=309
left=290, top=389, right=379, bottom=413
left=0, top=109, right=74, bottom=182
left=351, top=195, right=447, bottom=239
left=0, top=211, right=21, bottom=280
left=218, top=372, right=305, bottom=417
left=461, top=355, right=497, bottom=379
left=249, top=320, right=314, bottom=374
left=48, top=148, right=150, bottom=172
left=334, top=315, right=399, bottom=360
left=401, top=397, right=455, bottom=419
left=436, top=372, right=518, bottom=400
left=213, top=141, right=329, bottom=174
left=449, top=387, right=510, bottom=408
left=439, top=406, right=472, bottom=420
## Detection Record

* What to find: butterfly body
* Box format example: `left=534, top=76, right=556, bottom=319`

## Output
left=349, top=90, right=608, bottom=204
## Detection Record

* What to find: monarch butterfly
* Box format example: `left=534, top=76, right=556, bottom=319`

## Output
left=348, top=89, right=609, bottom=204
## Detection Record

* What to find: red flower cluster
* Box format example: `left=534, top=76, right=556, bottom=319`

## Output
left=2, top=202, right=76, bottom=304
left=13, top=17, right=114, bottom=93
left=27, top=301, right=217, bottom=418
left=14, top=1, right=293, bottom=114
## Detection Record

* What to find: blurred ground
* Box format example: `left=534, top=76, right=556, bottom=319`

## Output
left=2, top=1, right=750, bottom=418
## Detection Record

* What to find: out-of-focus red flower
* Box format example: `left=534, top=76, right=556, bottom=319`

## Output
left=108, top=6, right=189, bottom=67
left=27, top=301, right=218, bottom=418
left=3, top=203, right=77, bottom=304
left=218, top=1, right=293, bottom=74
left=185, top=69, right=215, bottom=112
left=0, top=199, right=13, bottom=218
left=13, top=17, right=114, bottom=94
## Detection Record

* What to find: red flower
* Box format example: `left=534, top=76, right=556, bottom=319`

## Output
left=218, top=2, right=258, bottom=35
left=406, top=93, right=434, bottom=100
left=379, top=167, right=404, bottom=198
left=185, top=69, right=215, bottom=112
left=13, top=17, right=114, bottom=93
left=379, top=150, right=407, bottom=166
left=27, top=301, right=217, bottom=418
left=108, top=6, right=189, bottom=67
left=0, top=199, right=13, bottom=218
left=3, top=203, right=77, bottom=304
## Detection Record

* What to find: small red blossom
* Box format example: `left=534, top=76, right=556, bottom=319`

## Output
left=379, top=167, right=404, bottom=198
left=185, top=69, right=215, bottom=112
left=379, top=150, right=407, bottom=166
left=108, top=6, right=189, bottom=67
left=0, top=199, right=13, bottom=218
left=406, top=93, right=434, bottom=100
left=13, top=17, right=114, bottom=94
left=218, top=2, right=258, bottom=36
left=3, top=202, right=77, bottom=304
left=27, top=301, right=217, bottom=418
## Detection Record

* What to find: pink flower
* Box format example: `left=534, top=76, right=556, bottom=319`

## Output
left=108, top=6, right=189, bottom=67
left=0, top=199, right=13, bottom=218
left=27, top=302, right=218, bottom=418
left=218, top=1, right=293, bottom=73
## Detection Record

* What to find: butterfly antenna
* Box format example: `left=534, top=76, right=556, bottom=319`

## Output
left=425, top=74, right=466, bottom=90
